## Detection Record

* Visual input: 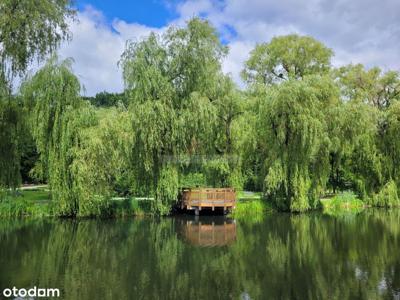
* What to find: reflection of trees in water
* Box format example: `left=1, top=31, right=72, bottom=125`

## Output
left=0, top=211, right=400, bottom=299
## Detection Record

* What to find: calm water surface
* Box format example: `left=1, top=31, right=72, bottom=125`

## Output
left=1, top=210, right=400, bottom=299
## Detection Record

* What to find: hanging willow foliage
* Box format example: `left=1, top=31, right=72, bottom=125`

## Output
left=259, top=77, right=336, bottom=212
left=22, top=57, right=81, bottom=180
left=21, top=57, right=84, bottom=215
left=70, top=107, right=133, bottom=216
left=0, top=0, right=75, bottom=197
left=0, top=96, right=23, bottom=191
left=120, top=18, right=228, bottom=214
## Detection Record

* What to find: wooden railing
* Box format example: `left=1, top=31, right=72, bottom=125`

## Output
left=181, top=188, right=236, bottom=209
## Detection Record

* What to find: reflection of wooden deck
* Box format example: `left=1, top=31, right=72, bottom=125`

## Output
left=180, top=220, right=236, bottom=246
left=180, top=188, right=236, bottom=215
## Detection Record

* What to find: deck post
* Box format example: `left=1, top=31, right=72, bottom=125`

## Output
left=195, top=207, right=199, bottom=216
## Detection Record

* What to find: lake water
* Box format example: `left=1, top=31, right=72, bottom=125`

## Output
left=1, top=210, right=400, bottom=299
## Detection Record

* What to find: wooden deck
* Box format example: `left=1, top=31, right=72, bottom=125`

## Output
left=179, top=188, right=236, bottom=215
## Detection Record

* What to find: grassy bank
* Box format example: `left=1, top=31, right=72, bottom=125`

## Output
left=0, top=188, right=53, bottom=217
left=230, top=192, right=274, bottom=222
left=1, top=188, right=383, bottom=219
left=0, top=188, right=157, bottom=218
left=320, top=191, right=365, bottom=215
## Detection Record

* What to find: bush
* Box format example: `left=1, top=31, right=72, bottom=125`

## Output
left=321, top=191, right=364, bottom=211
left=231, top=199, right=273, bottom=223
left=372, top=180, right=399, bottom=208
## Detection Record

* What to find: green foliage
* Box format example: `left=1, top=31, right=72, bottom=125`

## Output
left=379, top=101, right=400, bottom=185
left=70, top=107, right=132, bottom=216
left=0, top=0, right=75, bottom=78
left=0, top=98, right=23, bottom=189
left=0, top=188, right=52, bottom=217
left=179, top=172, right=206, bottom=188
left=334, top=64, right=400, bottom=109
left=204, top=157, right=231, bottom=187
left=230, top=199, right=273, bottom=223
left=321, top=191, right=364, bottom=211
left=155, top=165, right=179, bottom=214
left=22, top=57, right=82, bottom=181
left=2, top=13, right=400, bottom=217
left=83, top=91, right=127, bottom=107
left=372, top=180, right=399, bottom=208
left=0, top=200, right=54, bottom=218
left=111, top=198, right=153, bottom=217
left=120, top=18, right=229, bottom=213
left=242, top=34, right=333, bottom=85
left=259, top=77, right=331, bottom=211
left=22, top=58, right=85, bottom=216
left=0, top=0, right=74, bottom=195
left=164, top=17, right=228, bottom=99
left=21, top=58, right=121, bottom=217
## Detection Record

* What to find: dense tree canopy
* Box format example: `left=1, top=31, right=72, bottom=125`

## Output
left=120, top=18, right=231, bottom=213
left=242, top=34, right=333, bottom=85
left=1, top=12, right=400, bottom=214
left=0, top=0, right=74, bottom=195
left=334, top=64, right=400, bottom=109
left=0, top=0, right=75, bottom=79
left=258, top=77, right=334, bottom=211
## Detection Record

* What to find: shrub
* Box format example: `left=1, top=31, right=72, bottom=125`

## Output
left=373, top=180, right=399, bottom=208
left=322, top=191, right=364, bottom=212
left=231, top=199, right=273, bottom=223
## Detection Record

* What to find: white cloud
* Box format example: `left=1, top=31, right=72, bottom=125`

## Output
left=58, top=6, right=164, bottom=96
left=222, top=40, right=253, bottom=86
left=175, top=0, right=400, bottom=82
left=56, top=1, right=400, bottom=95
left=59, top=7, right=125, bottom=95
left=176, top=0, right=214, bottom=17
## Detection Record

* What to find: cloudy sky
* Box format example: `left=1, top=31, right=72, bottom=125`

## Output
left=59, top=0, right=400, bottom=95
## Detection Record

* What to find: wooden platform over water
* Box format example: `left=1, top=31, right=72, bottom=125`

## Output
left=179, top=188, right=236, bottom=215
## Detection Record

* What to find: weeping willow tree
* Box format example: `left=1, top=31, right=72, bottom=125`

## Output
left=258, top=77, right=336, bottom=212
left=372, top=100, right=400, bottom=206
left=331, top=64, right=399, bottom=201
left=0, top=92, right=23, bottom=192
left=332, top=101, right=382, bottom=199
left=120, top=32, right=181, bottom=214
left=243, top=35, right=337, bottom=212
left=242, top=34, right=333, bottom=85
left=334, top=64, right=400, bottom=109
left=0, top=0, right=75, bottom=78
left=21, top=57, right=84, bottom=215
left=379, top=101, right=400, bottom=183
left=0, top=0, right=75, bottom=193
left=120, top=18, right=229, bottom=213
left=204, top=76, right=245, bottom=189
left=70, top=107, right=133, bottom=216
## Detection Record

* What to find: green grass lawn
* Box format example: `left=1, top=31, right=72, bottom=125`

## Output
left=0, top=188, right=52, bottom=217
left=13, top=189, right=51, bottom=203
left=231, top=191, right=274, bottom=222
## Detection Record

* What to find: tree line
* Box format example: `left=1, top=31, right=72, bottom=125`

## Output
left=1, top=1, right=399, bottom=215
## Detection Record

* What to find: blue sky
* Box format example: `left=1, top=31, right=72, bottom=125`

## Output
left=57, top=0, right=400, bottom=95
left=74, top=0, right=179, bottom=27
